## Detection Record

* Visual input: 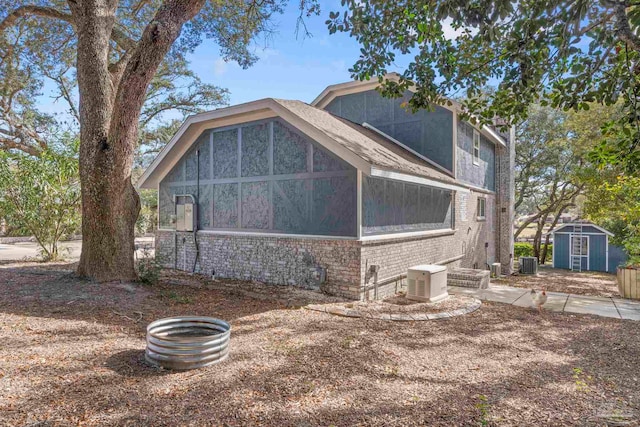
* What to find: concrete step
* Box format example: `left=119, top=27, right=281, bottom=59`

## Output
left=447, top=268, right=490, bottom=289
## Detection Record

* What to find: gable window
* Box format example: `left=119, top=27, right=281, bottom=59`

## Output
left=476, top=197, right=486, bottom=220
left=473, top=130, right=480, bottom=165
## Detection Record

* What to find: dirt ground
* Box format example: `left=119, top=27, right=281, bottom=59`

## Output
left=493, top=266, right=620, bottom=298
left=1, top=262, right=639, bottom=426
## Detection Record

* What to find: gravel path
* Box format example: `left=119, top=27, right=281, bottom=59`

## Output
left=0, top=263, right=639, bottom=426
left=493, top=266, right=619, bottom=298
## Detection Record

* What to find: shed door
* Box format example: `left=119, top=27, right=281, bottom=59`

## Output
left=570, top=235, right=589, bottom=271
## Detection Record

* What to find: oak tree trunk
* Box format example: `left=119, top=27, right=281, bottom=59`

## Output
left=73, top=0, right=204, bottom=282
left=73, top=1, right=139, bottom=281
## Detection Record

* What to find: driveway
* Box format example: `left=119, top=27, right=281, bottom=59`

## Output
left=0, top=237, right=154, bottom=262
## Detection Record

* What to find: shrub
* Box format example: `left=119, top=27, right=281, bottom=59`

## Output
left=136, top=248, right=160, bottom=285
left=135, top=204, right=154, bottom=236
left=0, top=147, right=80, bottom=261
left=514, top=242, right=553, bottom=263
left=514, top=242, right=534, bottom=259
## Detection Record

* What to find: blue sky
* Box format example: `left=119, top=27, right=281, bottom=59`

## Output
left=36, top=2, right=468, bottom=122
left=190, top=2, right=363, bottom=105
left=37, top=2, right=374, bottom=118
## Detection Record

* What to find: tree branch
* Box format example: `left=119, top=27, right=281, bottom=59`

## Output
left=0, top=5, right=73, bottom=32
left=109, top=0, right=206, bottom=152
left=0, top=5, right=136, bottom=51
left=0, top=135, right=42, bottom=156
left=613, top=1, right=640, bottom=51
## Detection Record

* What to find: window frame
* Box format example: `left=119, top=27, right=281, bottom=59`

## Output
left=570, top=235, right=589, bottom=256
left=476, top=197, right=486, bottom=220
left=472, top=129, right=480, bottom=166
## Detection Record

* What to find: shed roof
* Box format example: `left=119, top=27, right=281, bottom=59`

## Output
left=548, top=222, right=614, bottom=237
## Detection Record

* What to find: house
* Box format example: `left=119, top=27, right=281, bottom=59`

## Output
left=137, top=76, right=516, bottom=300
left=550, top=222, right=627, bottom=273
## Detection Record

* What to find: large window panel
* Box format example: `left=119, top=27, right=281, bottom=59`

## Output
left=420, top=186, right=434, bottom=223
left=311, top=174, right=357, bottom=236
left=363, top=176, right=386, bottom=227
left=273, top=179, right=308, bottom=233
left=241, top=123, right=269, bottom=177
left=324, top=89, right=454, bottom=172
left=404, top=183, right=421, bottom=225
left=433, top=189, right=451, bottom=223
left=159, top=118, right=357, bottom=237
left=185, top=131, right=211, bottom=181
left=273, top=121, right=308, bottom=175
left=363, top=176, right=453, bottom=235
left=212, top=129, right=238, bottom=179
left=385, top=180, right=404, bottom=226
left=241, top=181, right=269, bottom=229
left=213, top=183, right=238, bottom=228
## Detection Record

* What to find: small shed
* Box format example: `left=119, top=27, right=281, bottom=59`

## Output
left=550, top=222, right=620, bottom=273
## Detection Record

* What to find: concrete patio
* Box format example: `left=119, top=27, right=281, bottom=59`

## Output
left=449, top=284, right=640, bottom=320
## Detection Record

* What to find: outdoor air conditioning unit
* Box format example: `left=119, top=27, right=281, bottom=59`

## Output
left=406, top=265, right=448, bottom=303
left=520, top=257, right=538, bottom=275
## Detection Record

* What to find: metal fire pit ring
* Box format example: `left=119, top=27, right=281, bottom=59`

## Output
left=145, top=316, right=231, bottom=370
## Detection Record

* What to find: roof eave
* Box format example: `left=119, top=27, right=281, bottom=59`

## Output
left=547, top=223, right=614, bottom=237
left=136, top=98, right=278, bottom=189
left=136, top=98, right=375, bottom=190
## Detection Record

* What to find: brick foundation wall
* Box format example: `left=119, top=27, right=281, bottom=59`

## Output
left=360, top=192, right=497, bottom=300
left=155, top=192, right=498, bottom=301
left=155, top=230, right=362, bottom=299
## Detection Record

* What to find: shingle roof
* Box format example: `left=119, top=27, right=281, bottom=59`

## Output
left=271, top=99, right=458, bottom=186
left=138, top=97, right=464, bottom=189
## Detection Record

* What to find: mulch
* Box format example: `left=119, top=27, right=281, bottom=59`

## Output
left=0, top=262, right=639, bottom=426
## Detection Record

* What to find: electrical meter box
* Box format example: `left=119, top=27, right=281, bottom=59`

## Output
left=175, top=196, right=196, bottom=232
left=183, top=203, right=194, bottom=231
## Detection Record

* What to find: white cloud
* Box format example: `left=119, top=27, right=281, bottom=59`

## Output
left=256, top=47, right=280, bottom=61
left=330, top=60, right=346, bottom=72
left=441, top=18, right=464, bottom=40
left=213, top=58, right=227, bottom=76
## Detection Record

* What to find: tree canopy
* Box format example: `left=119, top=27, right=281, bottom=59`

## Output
left=328, top=0, right=640, bottom=170
left=0, top=1, right=233, bottom=158
left=0, top=0, right=318, bottom=281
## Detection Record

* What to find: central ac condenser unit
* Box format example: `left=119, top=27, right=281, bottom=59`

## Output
left=519, top=257, right=538, bottom=275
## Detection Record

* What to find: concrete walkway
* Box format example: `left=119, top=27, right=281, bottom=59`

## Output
left=449, top=285, right=640, bottom=321
left=0, top=237, right=154, bottom=262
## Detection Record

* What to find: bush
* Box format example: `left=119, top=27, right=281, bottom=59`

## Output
left=514, top=242, right=534, bottom=259
left=514, top=242, right=553, bottom=263
left=0, top=147, right=80, bottom=261
left=135, top=205, right=154, bottom=236
left=136, top=248, right=160, bottom=285
left=137, top=257, right=160, bottom=285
